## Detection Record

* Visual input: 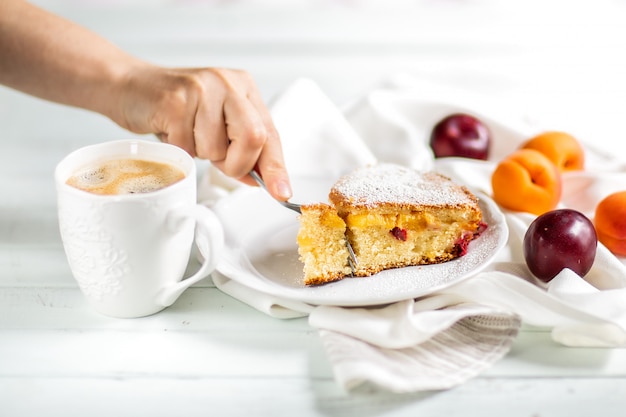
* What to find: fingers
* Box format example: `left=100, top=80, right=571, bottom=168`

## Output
left=245, top=87, right=292, bottom=201
left=217, top=93, right=265, bottom=178
left=201, top=69, right=292, bottom=201
left=254, top=131, right=293, bottom=201
left=193, top=83, right=229, bottom=162
left=133, top=66, right=292, bottom=201
left=210, top=92, right=292, bottom=200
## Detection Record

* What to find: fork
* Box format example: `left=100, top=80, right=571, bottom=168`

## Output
left=249, top=170, right=358, bottom=274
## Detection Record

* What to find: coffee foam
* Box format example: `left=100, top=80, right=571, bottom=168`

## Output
left=66, top=158, right=185, bottom=195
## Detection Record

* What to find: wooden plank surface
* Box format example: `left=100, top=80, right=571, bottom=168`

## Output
left=1, top=286, right=626, bottom=416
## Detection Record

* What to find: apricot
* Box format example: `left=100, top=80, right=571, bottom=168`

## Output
left=491, top=148, right=562, bottom=215
left=594, top=191, right=626, bottom=256
left=521, top=131, right=585, bottom=172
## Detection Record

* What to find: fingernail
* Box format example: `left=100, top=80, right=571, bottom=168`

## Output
left=274, top=179, right=293, bottom=200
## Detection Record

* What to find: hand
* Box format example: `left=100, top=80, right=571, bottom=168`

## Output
left=114, top=65, right=292, bottom=201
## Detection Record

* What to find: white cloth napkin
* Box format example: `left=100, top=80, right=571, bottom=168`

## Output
left=202, top=77, right=626, bottom=393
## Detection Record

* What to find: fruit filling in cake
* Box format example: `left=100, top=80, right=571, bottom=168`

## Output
left=297, top=163, right=484, bottom=286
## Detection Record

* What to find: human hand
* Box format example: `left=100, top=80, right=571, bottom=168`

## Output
left=113, top=65, right=292, bottom=201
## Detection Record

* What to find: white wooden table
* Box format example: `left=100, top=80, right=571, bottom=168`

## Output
left=2, top=2, right=626, bottom=415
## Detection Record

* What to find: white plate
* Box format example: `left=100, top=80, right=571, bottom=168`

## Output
left=213, top=183, right=508, bottom=307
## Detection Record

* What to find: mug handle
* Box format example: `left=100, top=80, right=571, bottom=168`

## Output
left=157, top=204, right=224, bottom=307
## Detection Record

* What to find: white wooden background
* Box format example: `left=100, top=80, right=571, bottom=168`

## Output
left=2, top=1, right=626, bottom=416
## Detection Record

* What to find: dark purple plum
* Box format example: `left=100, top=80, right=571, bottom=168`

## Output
left=523, top=209, right=597, bottom=282
left=429, top=113, right=491, bottom=160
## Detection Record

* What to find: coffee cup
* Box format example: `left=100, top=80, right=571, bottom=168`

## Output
left=55, top=139, right=223, bottom=318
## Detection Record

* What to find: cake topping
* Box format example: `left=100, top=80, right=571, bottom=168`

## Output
left=331, top=163, right=476, bottom=208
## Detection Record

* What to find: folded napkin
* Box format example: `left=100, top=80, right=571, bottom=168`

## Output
left=202, top=77, right=626, bottom=393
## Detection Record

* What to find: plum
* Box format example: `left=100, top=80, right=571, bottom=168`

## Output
left=523, top=209, right=597, bottom=282
left=429, top=113, right=491, bottom=160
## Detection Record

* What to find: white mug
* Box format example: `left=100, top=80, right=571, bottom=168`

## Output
left=55, top=139, right=223, bottom=318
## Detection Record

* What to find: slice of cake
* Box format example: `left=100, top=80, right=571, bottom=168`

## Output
left=297, top=163, right=484, bottom=285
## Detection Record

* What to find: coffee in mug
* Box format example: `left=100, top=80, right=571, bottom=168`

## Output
left=66, top=158, right=185, bottom=195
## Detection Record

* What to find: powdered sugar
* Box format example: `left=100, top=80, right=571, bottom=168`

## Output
left=331, top=163, right=476, bottom=208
